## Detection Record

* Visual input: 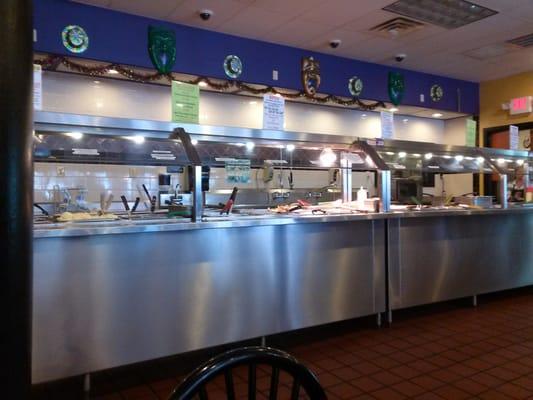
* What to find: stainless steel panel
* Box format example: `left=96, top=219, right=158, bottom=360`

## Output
left=281, top=220, right=385, bottom=329
left=33, top=220, right=386, bottom=383
left=389, top=212, right=533, bottom=310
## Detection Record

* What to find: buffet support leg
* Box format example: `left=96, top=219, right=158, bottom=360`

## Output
left=473, top=295, right=478, bottom=307
left=84, top=373, right=91, bottom=394
left=260, top=336, right=266, bottom=347
left=376, top=313, right=382, bottom=327
left=387, top=310, right=393, bottom=324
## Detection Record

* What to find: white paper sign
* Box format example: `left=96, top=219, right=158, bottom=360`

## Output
left=263, top=94, right=285, bottom=130
left=33, top=64, right=42, bottom=110
left=380, top=111, right=394, bottom=139
left=510, top=125, right=519, bottom=150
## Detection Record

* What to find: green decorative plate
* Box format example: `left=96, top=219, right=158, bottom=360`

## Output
left=224, top=55, right=243, bottom=79
left=348, top=76, right=363, bottom=97
left=430, top=84, right=443, bottom=102
left=62, top=25, right=89, bottom=53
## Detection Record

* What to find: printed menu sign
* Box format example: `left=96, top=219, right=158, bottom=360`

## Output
left=380, top=111, right=394, bottom=139
left=509, top=125, right=519, bottom=150
left=263, top=94, right=285, bottom=130
left=465, top=118, right=477, bottom=147
left=33, top=64, right=42, bottom=110
left=171, top=81, right=199, bottom=124
left=225, top=159, right=251, bottom=184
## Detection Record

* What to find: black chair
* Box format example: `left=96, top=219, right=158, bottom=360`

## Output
left=168, top=346, right=327, bottom=400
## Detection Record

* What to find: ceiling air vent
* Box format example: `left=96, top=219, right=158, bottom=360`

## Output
left=383, top=0, right=498, bottom=29
left=507, top=33, right=533, bottom=48
left=369, top=17, right=424, bottom=38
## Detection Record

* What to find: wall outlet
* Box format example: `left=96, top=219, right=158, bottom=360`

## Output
left=420, top=94, right=425, bottom=103
left=57, top=166, right=65, bottom=177
left=272, top=70, right=279, bottom=81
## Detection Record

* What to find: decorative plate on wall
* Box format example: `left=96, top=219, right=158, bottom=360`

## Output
left=62, top=25, right=89, bottom=53
left=223, top=55, right=243, bottom=79
left=430, top=84, right=443, bottom=102
left=348, top=76, right=363, bottom=97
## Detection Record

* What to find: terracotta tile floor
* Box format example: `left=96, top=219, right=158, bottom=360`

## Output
left=32, top=288, right=533, bottom=399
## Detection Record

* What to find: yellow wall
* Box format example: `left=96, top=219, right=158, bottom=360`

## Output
left=479, top=71, right=533, bottom=145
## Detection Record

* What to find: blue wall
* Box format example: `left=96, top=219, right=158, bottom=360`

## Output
left=34, top=0, right=479, bottom=114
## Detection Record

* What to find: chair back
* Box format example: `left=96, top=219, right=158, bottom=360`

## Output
left=168, top=346, right=327, bottom=400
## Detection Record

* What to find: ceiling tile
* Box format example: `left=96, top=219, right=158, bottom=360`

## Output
left=299, top=0, right=391, bottom=28
left=167, top=0, right=246, bottom=29
left=108, top=0, right=181, bottom=19
left=251, top=0, right=324, bottom=16
left=304, top=29, right=373, bottom=53
left=218, top=6, right=295, bottom=40
left=264, top=20, right=335, bottom=48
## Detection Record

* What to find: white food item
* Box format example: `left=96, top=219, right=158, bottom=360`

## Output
left=57, top=212, right=117, bottom=222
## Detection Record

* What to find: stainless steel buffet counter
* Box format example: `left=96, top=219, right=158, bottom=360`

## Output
left=32, top=207, right=533, bottom=383
left=33, top=213, right=387, bottom=383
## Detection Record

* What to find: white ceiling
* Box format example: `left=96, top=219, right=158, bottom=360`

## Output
left=73, top=0, right=533, bottom=82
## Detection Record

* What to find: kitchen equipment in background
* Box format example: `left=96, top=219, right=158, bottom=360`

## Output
left=158, top=173, right=172, bottom=208
left=455, top=195, right=493, bottom=208
left=187, top=165, right=210, bottom=192
left=158, top=174, right=171, bottom=191
left=394, top=178, right=422, bottom=204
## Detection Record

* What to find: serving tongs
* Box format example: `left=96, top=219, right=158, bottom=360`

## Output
left=120, top=195, right=140, bottom=218
left=220, top=187, right=238, bottom=215
left=100, top=192, right=114, bottom=215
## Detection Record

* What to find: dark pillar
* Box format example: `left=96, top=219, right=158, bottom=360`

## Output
left=0, top=0, right=34, bottom=397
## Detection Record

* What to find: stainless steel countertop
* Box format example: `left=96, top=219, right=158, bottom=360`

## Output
left=33, top=206, right=533, bottom=238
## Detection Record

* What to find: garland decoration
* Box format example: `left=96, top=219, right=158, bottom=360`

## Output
left=35, top=54, right=385, bottom=111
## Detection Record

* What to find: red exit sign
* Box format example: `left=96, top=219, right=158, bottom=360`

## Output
left=510, top=96, right=532, bottom=115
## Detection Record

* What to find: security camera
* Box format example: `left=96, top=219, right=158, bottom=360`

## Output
left=329, top=39, right=342, bottom=49
left=199, top=9, right=213, bottom=21
left=395, top=53, right=407, bottom=62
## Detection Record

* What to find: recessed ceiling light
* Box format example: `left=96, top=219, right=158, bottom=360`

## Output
left=424, top=153, right=433, bottom=160
left=398, top=151, right=407, bottom=158
left=191, top=139, right=198, bottom=145
left=390, top=107, right=399, bottom=112
left=198, top=81, right=208, bottom=87
left=107, top=69, right=119, bottom=74
left=432, top=113, right=443, bottom=118
left=245, top=142, right=255, bottom=150
left=286, top=144, right=295, bottom=152
left=403, top=118, right=409, bottom=123
left=129, top=135, right=145, bottom=145
left=66, top=131, right=83, bottom=140
left=383, top=0, right=498, bottom=30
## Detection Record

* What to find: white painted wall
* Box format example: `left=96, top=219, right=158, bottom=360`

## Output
left=444, top=117, right=470, bottom=146
left=41, top=71, right=447, bottom=143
